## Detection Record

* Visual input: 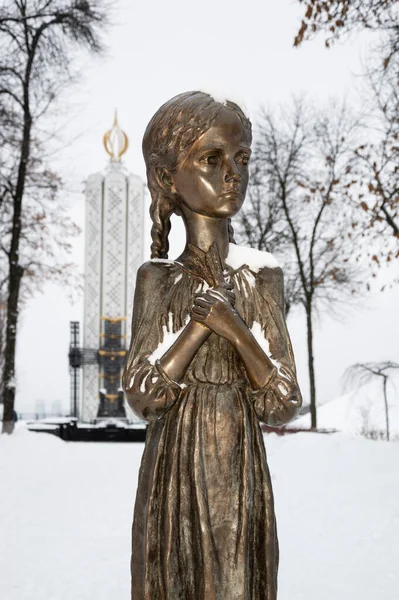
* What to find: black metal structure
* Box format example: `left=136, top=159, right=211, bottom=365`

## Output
left=65, top=320, right=146, bottom=441
left=69, top=322, right=80, bottom=418
left=68, top=321, right=98, bottom=418
left=27, top=419, right=147, bottom=442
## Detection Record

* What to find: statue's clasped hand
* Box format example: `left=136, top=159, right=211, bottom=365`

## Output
left=191, top=282, right=242, bottom=341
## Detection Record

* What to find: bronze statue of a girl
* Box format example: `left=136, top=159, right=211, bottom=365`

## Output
left=123, top=91, right=302, bottom=600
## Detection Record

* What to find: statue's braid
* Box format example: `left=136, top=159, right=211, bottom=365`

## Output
left=150, top=189, right=173, bottom=259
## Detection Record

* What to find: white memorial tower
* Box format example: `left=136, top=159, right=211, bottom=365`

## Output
left=81, top=113, right=145, bottom=422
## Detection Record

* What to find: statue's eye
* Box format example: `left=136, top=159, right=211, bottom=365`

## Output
left=237, top=153, right=250, bottom=166
left=202, top=153, right=219, bottom=166
left=200, top=150, right=220, bottom=167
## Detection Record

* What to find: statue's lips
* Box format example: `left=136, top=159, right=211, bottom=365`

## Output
left=220, top=190, right=243, bottom=200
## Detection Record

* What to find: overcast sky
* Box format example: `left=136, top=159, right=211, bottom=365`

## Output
left=14, top=0, right=399, bottom=419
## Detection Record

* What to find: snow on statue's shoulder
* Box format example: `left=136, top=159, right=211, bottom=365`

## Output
left=151, top=258, right=174, bottom=264
left=226, top=243, right=279, bottom=272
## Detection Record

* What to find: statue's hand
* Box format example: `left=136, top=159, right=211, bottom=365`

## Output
left=191, top=287, right=241, bottom=341
left=212, top=281, right=235, bottom=306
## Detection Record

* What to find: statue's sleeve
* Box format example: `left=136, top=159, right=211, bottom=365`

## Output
left=122, top=263, right=181, bottom=422
left=249, top=267, right=302, bottom=426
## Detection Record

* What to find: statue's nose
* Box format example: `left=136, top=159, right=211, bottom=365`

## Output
left=224, top=159, right=241, bottom=182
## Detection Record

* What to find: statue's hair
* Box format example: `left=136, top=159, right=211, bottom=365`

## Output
left=142, top=91, right=252, bottom=259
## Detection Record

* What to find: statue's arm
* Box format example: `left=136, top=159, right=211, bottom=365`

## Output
left=248, top=267, right=302, bottom=426
left=192, top=267, right=302, bottom=426
left=122, top=262, right=210, bottom=421
left=192, top=285, right=277, bottom=388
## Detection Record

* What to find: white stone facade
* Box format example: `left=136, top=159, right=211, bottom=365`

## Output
left=81, top=164, right=145, bottom=422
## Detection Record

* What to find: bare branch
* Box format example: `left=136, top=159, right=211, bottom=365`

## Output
left=0, top=0, right=110, bottom=432
left=235, top=98, right=364, bottom=428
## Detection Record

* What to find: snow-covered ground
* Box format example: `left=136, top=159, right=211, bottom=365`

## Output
left=0, top=426, right=398, bottom=600
left=294, top=375, right=399, bottom=438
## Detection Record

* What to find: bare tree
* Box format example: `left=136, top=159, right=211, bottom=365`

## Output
left=293, top=1, right=399, bottom=269
left=0, top=0, right=109, bottom=434
left=234, top=161, right=303, bottom=315
left=0, top=141, right=81, bottom=294
left=354, top=49, right=399, bottom=268
left=0, top=293, right=6, bottom=401
left=294, top=0, right=399, bottom=68
left=235, top=99, right=362, bottom=428
left=344, top=361, right=399, bottom=441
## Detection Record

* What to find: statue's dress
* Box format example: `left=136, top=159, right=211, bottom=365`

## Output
left=123, top=245, right=302, bottom=600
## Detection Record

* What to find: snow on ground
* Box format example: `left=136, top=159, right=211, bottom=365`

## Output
left=0, top=426, right=398, bottom=600
left=293, top=375, right=399, bottom=437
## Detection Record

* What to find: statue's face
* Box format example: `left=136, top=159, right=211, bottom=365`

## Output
left=171, top=107, right=251, bottom=219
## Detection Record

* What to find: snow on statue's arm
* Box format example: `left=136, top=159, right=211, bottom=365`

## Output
left=122, top=262, right=183, bottom=422
left=249, top=265, right=302, bottom=427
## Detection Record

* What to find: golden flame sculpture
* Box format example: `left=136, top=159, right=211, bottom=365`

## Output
left=103, top=110, right=129, bottom=162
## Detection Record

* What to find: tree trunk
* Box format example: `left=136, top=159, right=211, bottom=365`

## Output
left=1, top=95, right=31, bottom=433
left=2, top=264, right=23, bottom=433
left=383, top=375, right=390, bottom=441
left=306, top=300, right=317, bottom=429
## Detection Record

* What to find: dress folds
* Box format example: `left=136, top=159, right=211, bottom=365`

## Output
left=123, top=248, right=302, bottom=600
